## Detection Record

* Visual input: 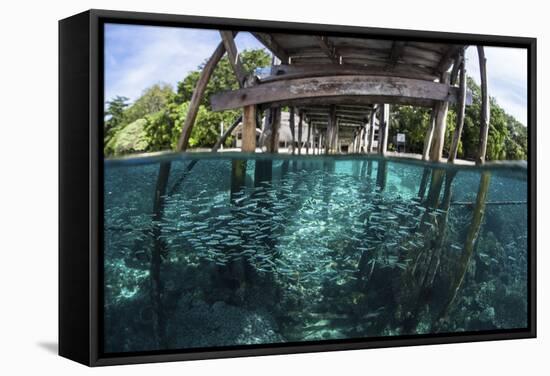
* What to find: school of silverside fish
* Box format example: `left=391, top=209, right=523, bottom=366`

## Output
left=103, top=155, right=528, bottom=353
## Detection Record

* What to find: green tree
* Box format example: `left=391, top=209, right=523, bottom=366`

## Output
left=104, top=96, right=129, bottom=142
left=124, top=83, right=175, bottom=125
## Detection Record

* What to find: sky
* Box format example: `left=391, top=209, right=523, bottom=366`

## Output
left=104, top=23, right=528, bottom=126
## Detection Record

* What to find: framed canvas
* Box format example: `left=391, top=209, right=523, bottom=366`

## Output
left=59, top=9, right=536, bottom=366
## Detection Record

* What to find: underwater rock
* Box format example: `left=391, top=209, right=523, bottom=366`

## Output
left=479, top=306, right=496, bottom=322
left=167, top=294, right=284, bottom=349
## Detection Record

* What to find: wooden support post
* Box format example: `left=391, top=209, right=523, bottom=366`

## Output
left=422, top=107, right=437, bottom=160
left=476, top=46, right=490, bottom=165
left=242, top=105, right=256, bottom=152
left=363, top=122, right=369, bottom=153
left=326, top=105, right=336, bottom=154
left=378, top=104, right=390, bottom=156
left=448, top=52, right=467, bottom=164
left=367, top=108, right=376, bottom=153
left=298, top=111, right=303, bottom=155
left=289, top=107, right=296, bottom=155
left=439, top=171, right=491, bottom=320
left=334, top=118, right=340, bottom=153
left=267, top=107, right=281, bottom=153
left=429, top=73, right=450, bottom=162
left=219, top=31, right=246, bottom=87
left=306, top=119, right=312, bottom=155
left=177, top=41, right=227, bottom=151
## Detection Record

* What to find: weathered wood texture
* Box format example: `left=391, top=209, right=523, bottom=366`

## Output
left=265, top=63, right=438, bottom=82
left=177, top=40, right=227, bottom=151
left=428, top=73, right=450, bottom=162
left=211, top=75, right=468, bottom=111
left=252, top=32, right=289, bottom=63
left=422, top=107, right=437, bottom=160
left=317, top=36, right=341, bottom=64
left=241, top=105, right=256, bottom=152
left=266, top=107, right=281, bottom=153
left=306, top=116, right=312, bottom=154
left=219, top=30, right=246, bottom=87
left=289, top=107, right=296, bottom=154
left=448, top=53, right=467, bottom=164
left=378, top=104, right=390, bottom=156
left=256, top=34, right=463, bottom=80
left=298, top=111, right=303, bottom=155
left=476, top=46, right=490, bottom=165
left=439, top=172, right=491, bottom=319
left=367, top=108, right=376, bottom=153
left=326, top=105, right=336, bottom=154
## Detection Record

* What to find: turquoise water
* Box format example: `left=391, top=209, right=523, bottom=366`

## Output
left=103, top=153, right=528, bottom=353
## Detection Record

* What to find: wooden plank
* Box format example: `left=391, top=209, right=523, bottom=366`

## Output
left=252, top=32, right=289, bottom=63
left=211, top=75, right=464, bottom=111
left=241, top=105, right=256, bottom=152
left=265, top=63, right=438, bottom=82
left=476, top=46, right=490, bottom=165
left=388, top=41, right=406, bottom=68
left=448, top=53, right=467, bottom=163
left=219, top=30, right=246, bottom=87
left=177, top=40, right=227, bottom=151
left=317, top=36, right=341, bottom=64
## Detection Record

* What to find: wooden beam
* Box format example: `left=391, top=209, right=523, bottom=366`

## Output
left=448, top=53, right=467, bottom=163
left=476, top=46, right=490, bottom=165
left=177, top=40, right=227, bottom=151
left=317, top=36, right=341, bottom=64
left=261, top=95, right=439, bottom=110
left=211, top=75, right=466, bottom=111
left=252, top=32, right=289, bottom=63
left=241, top=105, right=256, bottom=152
left=219, top=30, right=246, bottom=87
left=266, top=63, right=438, bottom=82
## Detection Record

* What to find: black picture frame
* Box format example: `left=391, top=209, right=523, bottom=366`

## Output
left=59, top=8, right=537, bottom=366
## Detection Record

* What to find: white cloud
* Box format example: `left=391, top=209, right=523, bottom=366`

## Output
left=104, top=25, right=267, bottom=105
left=104, top=24, right=222, bottom=103
left=465, top=46, right=527, bottom=125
